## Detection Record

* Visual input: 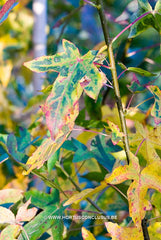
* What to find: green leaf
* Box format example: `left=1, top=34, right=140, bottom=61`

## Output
left=90, top=135, right=122, bottom=172
left=51, top=218, right=64, bottom=240
left=81, top=172, right=105, bottom=182
left=47, top=149, right=60, bottom=173
left=19, top=189, right=65, bottom=240
left=72, top=138, right=94, bottom=163
left=25, top=189, right=60, bottom=209
left=7, top=134, right=24, bottom=161
left=147, top=85, right=161, bottom=125
left=127, top=67, right=156, bottom=77
left=84, top=89, right=102, bottom=120
left=138, top=0, right=152, bottom=11
left=18, top=205, right=65, bottom=240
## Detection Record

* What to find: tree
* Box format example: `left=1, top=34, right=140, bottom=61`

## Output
left=0, top=0, right=161, bottom=239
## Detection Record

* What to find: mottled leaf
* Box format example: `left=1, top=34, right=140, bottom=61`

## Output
left=23, top=138, right=63, bottom=175
left=24, top=40, right=106, bottom=166
left=16, top=198, right=37, bottom=222
left=0, top=189, right=23, bottom=204
left=81, top=227, right=96, bottom=240
left=105, top=222, right=144, bottom=240
left=0, top=0, right=18, bottom=24
left=129, top=0, right=161, bottom=39
left=23, top=40, right=106, bottom=172
left=147, top=85, right=161, bottom=124
left=128, top=0, right=152, bottom=38
left=107, top=120, right=125, bottom=145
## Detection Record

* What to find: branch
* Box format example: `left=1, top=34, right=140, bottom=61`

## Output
left=96, top=0, right=130, bottom=165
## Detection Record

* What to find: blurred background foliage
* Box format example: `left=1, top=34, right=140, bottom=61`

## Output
left=0, top=0, right=161, bottom=239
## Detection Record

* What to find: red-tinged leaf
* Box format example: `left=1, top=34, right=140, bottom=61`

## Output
left=16, top=198, right=37, bottom=222
left=23, top=137, right=64, bottom=175
left=105, top=152, right=161, bottom=229
left=0, top=224, right=21, bottom=240
left=41, top=75, right=82, bottom=142
left=0, top=189, right=23, bottom=204
left=147, top=85, right=161, bottom=125
left=81, top=227, right=96, bottom=240
left=107, top=120, right=125, bottom=145
left=0, top=206, right=15, bottom=224
left=105, top=222, right=144, bottom=240
left=24, top=39, right=106, bottom=143
left=0, top=0, right=18, bottom=24
left=127, top=180, right=152, bottom=230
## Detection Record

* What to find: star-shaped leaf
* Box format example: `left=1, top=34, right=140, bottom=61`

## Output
left=105, top=222, right=144, bottom=240
left=105, top=152, right=161, bottom=230
left=24, top=40, right=106, bottom=173
left=129, top=121, right=161, bottom=164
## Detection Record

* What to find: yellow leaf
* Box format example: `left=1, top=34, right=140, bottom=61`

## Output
left=105, top=222, right=144, bottom=240
left=0, top=60, right=12, bottom=87
left=127, top=180, right=152, bottom=229
left=105, top=152, right=161, bottom=230
left=130, top=122, right=161, bottom=164
left=23, top=137, right=63, bottom=174
left=81, top=227, right=96, bottom=240
left=105, top=152, right=140, bottom=185
left=63, top=183, right=106, bottom=206
left=0, top=165, right=6, bottom=188
left=148, top=222, right=161, bottom=239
